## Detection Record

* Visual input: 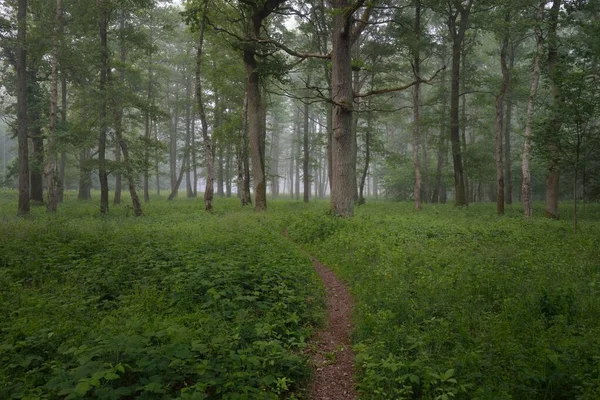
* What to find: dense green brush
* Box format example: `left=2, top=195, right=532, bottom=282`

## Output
left=0, top=191, right=323, bottom=399
left=277, top=200, right=600, bottom=400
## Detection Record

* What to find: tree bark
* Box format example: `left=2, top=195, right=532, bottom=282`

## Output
left=16, top=0, right=29, bottom=215
left=329, top=0, right=358, bottom=217
left=522, top=1, right=545, bottom=218
left=237, top=88, right=251, bottom=205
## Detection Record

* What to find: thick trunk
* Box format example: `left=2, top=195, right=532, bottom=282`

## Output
left=98, top=0, right=109, bottom=214
left=245, top=54, right=266, bottom=210
left=17, top=0, right=29, bottom=215
left=522, top=2, right=545, bottom=217
left=545, top=0, right=562, bottom=219
left=330, top=0, right=356, bottom=217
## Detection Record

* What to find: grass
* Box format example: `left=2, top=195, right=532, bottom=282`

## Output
left=1, top=190, right=599, bottom=399
left=279, top=200, right=600, bottom=399
left=0, top=191, right=323, bottom=399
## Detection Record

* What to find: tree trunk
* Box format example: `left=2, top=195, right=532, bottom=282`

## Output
left=495, top=17, right=510, bottom=215
left=504, top=44, right=515, bottom=205
left=170, top=87, right=179, bottom=194
left=237, top=88, right=251, bottom=206
left=114, top=144, right=122, bottom=204
left=45, top=0, right=61, bottom=212
left=545, top=0, right=562, bottom=219
left=185, top=78, right=194, bottom=199
left=225, top=143, right=232, bottom=197
left=303, top=85, right=310, bottom=203
left=329, top=0, right=357, bottom=217
left=522, top=1, right=545, bottom=218
left=111, top=16, right=142, bottom=216
left=58, top=74, right=67, bottom=202
left=16, top=0, right=29, bottom=215
left=98, top=0, right=109, bottom=214
left=195, top=3, right=213, bottom=211
left=448, top=1, right=470, bottom=207
left=144, top=32, right=153, bottom=203
left=78, top=148, right=91, bottom=200
left=412, top=0, right=422, bottom=211
left=358, top=97, right=372, bottom=205
left=31, top=124, right=44, bottom=203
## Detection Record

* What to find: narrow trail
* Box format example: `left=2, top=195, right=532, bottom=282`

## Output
left=282, top=230, right=357, bottom=399
left=308, top=255, right=357, bottom=400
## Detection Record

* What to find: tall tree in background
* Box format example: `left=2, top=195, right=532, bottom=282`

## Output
left=97, top=0, right=110, bottom=214
left=494, top=12, right=510, bottom=215
left=522, top=1, right=545, bottom=217
left=412, top=0, right=423, bottom=211
left=243, top=0, right=284, bottom=211
left=544, top=0, right=562, bottom=219
left=16, top=0, right=29, bottom=215
left=45, top=0, right=62, bottom=212
left=195, top=0, right=214, bottom=211
left=446, top=0, right=471, bottom=206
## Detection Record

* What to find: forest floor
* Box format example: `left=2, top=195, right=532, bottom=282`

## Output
left=2, top=192, right=600, bottom=399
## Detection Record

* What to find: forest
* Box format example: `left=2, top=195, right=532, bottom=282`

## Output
left=1, top=0, right=599, bottom=399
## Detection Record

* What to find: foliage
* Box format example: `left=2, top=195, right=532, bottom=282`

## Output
left=0, top=192, right=323, bottom=399
left=282, top=200, right=600, bottom=399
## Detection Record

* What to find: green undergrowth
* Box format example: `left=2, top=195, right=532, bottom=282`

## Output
left=0, top=192, right=323, bottom=399
left=275, top=200, right=600, bottom=400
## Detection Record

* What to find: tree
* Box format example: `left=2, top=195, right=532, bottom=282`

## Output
left=16, top=0, right=29, bottom=215
left=521, top=1, right=545, bottom=218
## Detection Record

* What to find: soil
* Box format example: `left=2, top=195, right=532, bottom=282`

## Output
left=307, top=255, right=357, bottom=400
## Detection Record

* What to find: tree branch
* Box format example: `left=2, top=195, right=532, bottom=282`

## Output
left=355, top=65, right=446, bottom=98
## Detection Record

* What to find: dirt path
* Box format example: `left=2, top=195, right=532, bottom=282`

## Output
left=307, top=255, right=357, bottom=399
